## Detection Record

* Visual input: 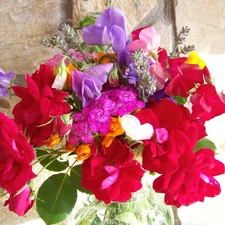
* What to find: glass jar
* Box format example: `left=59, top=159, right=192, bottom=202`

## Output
left=90, top=183, right=174, bottom=225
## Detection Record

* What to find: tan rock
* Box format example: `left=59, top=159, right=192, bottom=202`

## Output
left=176, top=0, right=225, bottom=54
left=0, top=0, right=62, bottom=75
left=72, top=0, right=157, bottom=32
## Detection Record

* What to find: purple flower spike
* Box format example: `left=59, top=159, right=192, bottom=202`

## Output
left=82, top=8, right=128, bottom=52
left=0, top=68, right=15, bottom=97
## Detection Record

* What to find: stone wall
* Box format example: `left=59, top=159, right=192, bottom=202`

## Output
left=0, top=1, right=225, bottom=225
left=1, top=0, right=225, bottom=77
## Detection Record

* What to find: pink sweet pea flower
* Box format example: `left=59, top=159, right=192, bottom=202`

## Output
left=4, top=186, right=34, bottom=216
left=46, top=53, right=64, bottom=68
left=129, top=26, right=161, bottom=56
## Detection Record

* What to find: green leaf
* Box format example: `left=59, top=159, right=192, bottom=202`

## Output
left=36, top=149, right=69, bottom=172
left=36, top=173, right=77, bottom=225
left=194, top=138, right=217, bottom=152
left=174, top=95, right=187, bottom=105
left=79, top=12, right=102, bottom=28
left=70, top=165, right=91, bottom=194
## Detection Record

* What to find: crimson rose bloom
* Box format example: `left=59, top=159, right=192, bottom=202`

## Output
left=81, top=138, right=145, bottom=204
left=190, top=84, right=225, bottom=121
left=165, top=58, right=205, bottom=97
left=153, top=148, right=225, bottom=207
left=0, top=113, right=36, bottom=193
left=135, top=99, right=198, bottom=174
left=12, top=64, right=71, bottom=146
left=4, top=186, right=34, bottom=216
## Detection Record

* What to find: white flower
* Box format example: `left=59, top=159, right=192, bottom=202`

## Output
left=120, top=115, right=154, bottom=141
left=52, top=59, right=68, bottom=90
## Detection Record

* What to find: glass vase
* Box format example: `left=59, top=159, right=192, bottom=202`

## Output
left=71, top=172, right=174, bottom=225
left=90, top=183, right=174, bottom=225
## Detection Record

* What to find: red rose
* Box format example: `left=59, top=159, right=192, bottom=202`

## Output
left=4, top=186, right=34, bottom=216
left=0, top=113, right=36, bottom=193
left=81, top=138, right=145, bottom=204
left=190, top=84, right=225, bottom=121
left=165, top=58, right=205, bottom=97
left=135, top=99, right=198, bottom=174
left=153, top=148, right=225, bottom=207
left=12, top=64, right=71, bottom=146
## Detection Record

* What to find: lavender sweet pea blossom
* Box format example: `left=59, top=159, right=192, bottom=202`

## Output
left=0, top=68, right=15, bottom=97
left=72, top=63, right=113, bottom=107
left=82, top=8, right=128, bottom=52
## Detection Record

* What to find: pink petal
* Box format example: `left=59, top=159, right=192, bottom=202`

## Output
left=128, top=39, right=148, bottom=52
left=101, top=169, right=119, bottom=189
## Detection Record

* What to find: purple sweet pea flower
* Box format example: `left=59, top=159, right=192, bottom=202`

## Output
left=72, top=64, right=113, bottom=107
left=0, top=68, right=15, bottom=97
left=123, top=63, right=138, bottom=85
left=82, top=8, right=128, bottom=52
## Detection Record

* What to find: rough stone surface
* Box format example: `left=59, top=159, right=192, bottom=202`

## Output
left=0, top=0, right=63, bottom=76
left=72, top=0, right=157, bottom=33
left=175, top=0, right=225, bottom=54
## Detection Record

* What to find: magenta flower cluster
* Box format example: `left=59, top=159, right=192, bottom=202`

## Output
left=69, top=86, right=144, bottom=145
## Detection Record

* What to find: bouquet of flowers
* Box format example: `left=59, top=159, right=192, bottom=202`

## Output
left=1, top=6, right=225, bottom=225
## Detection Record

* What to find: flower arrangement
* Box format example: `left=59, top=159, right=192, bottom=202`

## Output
left=1, top=6, right=225, bottom=225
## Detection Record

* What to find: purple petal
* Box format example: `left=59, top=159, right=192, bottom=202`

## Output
left=109, top=25, right=127, bottom=52
left=82, top=25, right=110, bottom=45
left=72, top=70, right=107, bottom=107
left=83, top=63, right=113, bottom=79
left=96, top=8, right=127, bottom=35
left=0, top=70, right=16, bottom=97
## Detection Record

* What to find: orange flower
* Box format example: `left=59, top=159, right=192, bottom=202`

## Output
left=45, top=134, right=61, bottom=148
left=65, top=62, right=76, bottom=89
left=64, top=141, right=76, bottom=152
left=75, top=144, right=92, bottom=161
left=93, top=52, right=116, bottom=64
left=102, top=117, right=125, bottom=147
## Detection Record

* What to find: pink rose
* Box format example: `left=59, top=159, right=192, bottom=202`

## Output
left=4, top=186, right=34, bottom=216
left=0, top=112, right=36, bottom=193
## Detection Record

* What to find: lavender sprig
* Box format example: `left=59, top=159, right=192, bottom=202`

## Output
left=132, top=49, right=157, bottom=102
left=170, top=26, right=195, bottom=57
